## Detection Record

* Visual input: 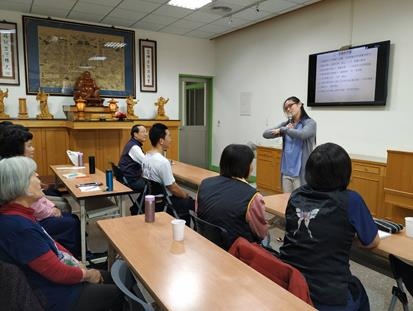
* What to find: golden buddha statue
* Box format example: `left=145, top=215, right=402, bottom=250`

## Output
left=73, top=71, right=104, bottom=106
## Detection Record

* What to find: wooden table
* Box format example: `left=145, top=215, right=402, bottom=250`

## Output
left=264, top=193, right=413, bottom=263
left=97, top=212, right=315, bottom=311
left=50, top=165, right=133, bottom=263
left=264, top=193, right=290, bottom=217
left=171, top=161, right=218, bottom=188
left=372, top=230, right=413, bottom=263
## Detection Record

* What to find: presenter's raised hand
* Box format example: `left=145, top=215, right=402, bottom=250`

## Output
left=270, top=128, right=280, bottom=136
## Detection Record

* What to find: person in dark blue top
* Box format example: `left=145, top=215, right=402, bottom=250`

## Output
left=118, top=124, right=147, bottom=193
left=280, top=143, right=379, bottom=311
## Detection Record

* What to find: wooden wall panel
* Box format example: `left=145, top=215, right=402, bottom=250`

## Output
left=384, top=150, right=413, bottom=223
left=11, top=120, right=180, bottom=176
left=256, top=146, right=281, bottom=194
left=44, top=128, right=69, bottom=174
left=30, top=128, right=47, bottom=176
left=68, top=129, right=98, bottom=164
left=98, top=130, right=122, bottom=170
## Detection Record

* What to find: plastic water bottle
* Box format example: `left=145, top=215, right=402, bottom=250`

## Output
left=106, top=169, right=113, bottom=191
left=145, top=195, right=155, bottom=223
left=78, top=152, right=84, bottom=166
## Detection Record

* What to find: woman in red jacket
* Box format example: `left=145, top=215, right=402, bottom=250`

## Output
left=0, top=156, right=122, bottom=311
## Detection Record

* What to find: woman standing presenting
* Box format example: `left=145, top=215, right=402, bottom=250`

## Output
left=263, top=96, right=316, bottom=192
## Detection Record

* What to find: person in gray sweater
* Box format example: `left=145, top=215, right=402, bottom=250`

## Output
left=263, top=96, right=316, bottom=192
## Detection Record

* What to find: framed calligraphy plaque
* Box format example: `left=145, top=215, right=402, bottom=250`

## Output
left=0, top=21, right=19, bottom=85
left=139, top=39, right=157, bottom=92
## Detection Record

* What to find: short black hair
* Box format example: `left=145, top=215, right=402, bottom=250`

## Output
left=305, top=142, right=351, bottom=191
left=0, top=127, right=33, bottom=158
left=219, top=144, right=254, bottom=179
left=149, top=123, right=168, bottom=147
left=130, top=124, right=144, bottom=137
left=0, top=121, right=14, bottom=138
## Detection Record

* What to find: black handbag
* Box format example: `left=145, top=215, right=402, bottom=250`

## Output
left=374, top=218, right=404, bottom=233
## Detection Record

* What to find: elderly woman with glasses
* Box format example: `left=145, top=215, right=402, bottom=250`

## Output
left=0, top=157, right=122, bottom=311
left=263, top=96, right=317, bottom=192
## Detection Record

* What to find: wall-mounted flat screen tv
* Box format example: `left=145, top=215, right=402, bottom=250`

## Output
left=307, top=40, right=390, bottom=106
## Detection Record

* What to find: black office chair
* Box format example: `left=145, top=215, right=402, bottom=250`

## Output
left=0, top=261, right=46, bottom=310
left=189, top=210, right=230, bottom=249
left=111, top=259, right=155, bottom=311
left=110, top=162, right=147, bottom=215
left=144, top=178, right=180, bottom=219
left=388, top=254, right=413, bottom=311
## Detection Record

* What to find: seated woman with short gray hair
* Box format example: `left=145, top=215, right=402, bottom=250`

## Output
left=0, top=156, right=122, bottom=311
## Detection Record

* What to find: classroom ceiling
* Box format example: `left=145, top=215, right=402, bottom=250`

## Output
left=0, top=0, right=321, bottom=39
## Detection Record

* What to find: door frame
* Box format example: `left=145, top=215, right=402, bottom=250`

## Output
left=178, top=74, right=213, bottom=170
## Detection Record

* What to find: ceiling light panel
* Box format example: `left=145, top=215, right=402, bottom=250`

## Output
left=167, top=0, right=212, bottom=10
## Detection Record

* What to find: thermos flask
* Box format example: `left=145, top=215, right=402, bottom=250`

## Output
left=77, top=152, right=84, bottom=166
left=106, top=169, right=113, bottom=191
left=88, top=156, right=96, bottom=174
left=145, top=195, right=155, bottom=223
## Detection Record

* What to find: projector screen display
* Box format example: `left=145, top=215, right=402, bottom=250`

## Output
left=307, top=40, right=390, bottom=106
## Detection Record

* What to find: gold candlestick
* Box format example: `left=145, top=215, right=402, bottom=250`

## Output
left=18, top=98, right=29, bottom=119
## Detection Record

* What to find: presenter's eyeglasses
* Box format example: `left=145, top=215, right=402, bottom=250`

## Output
left=284, top=102, right=297, bottom=110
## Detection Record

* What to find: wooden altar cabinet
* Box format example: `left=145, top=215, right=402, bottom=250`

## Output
left=9, top=120, right=181, bottom=176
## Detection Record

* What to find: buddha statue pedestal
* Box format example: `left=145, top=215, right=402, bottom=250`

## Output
left=85, top=98, right=105, bottom=107
left=63, top=105, right=115, bottom=121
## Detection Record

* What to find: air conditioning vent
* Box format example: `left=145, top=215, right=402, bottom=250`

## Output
left=208, top=5, right=232, bottom=15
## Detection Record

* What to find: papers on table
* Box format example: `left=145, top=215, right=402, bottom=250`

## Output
left=62, top=172, right=87, bottom=179
left=56, top=166, right=86, bottom=170
left=77, top=185, right=103, bottom=192
left=378, top=230, right=392, bottom=239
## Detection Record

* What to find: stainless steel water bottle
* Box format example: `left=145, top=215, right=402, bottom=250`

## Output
left=106, top=169, right=113, bottom=191
left=78, top=152, right=84, bottom=166
left=145, top=195, right=155, bottom=223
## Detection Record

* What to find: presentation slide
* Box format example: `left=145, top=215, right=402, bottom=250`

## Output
left=315, top=47, right=378, bottom=103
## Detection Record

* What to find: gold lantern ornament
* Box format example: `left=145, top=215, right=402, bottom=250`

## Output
left=108, top=98, right=118, bottom=119
left=75, top=97, right=87, bottom=120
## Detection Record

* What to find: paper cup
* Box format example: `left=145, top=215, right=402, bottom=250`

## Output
left=171, top=219, right=186, bottom=241
left=405, top=217, right=413, bottom=238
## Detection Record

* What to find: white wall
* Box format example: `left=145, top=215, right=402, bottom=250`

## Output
left=3, top=0, right=413, bottom=166
left=212, top=0, right=413, bottom=165
left=0, top=9, right=215, bottom=119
